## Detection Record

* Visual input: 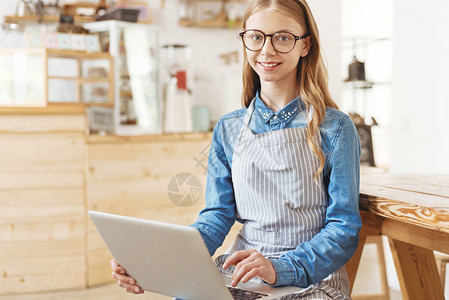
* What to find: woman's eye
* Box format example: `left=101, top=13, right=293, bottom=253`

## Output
left=278, top=34, right=292, bottom=42
left=251, top=34, right=263, bottom=41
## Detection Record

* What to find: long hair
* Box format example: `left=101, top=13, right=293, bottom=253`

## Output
left=241, top=0, right=338, bottom=178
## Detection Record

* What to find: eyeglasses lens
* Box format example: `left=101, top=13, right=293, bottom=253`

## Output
left=273, top=33, right=295, bottom=53
left=243, top=30, right=296, bottom=53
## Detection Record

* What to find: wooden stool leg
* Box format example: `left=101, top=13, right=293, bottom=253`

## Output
left=389, top=238, right=444, bottom=300
left=346, top=236, right=367, bottom=293
left=434, top=254, right=449, bottom=293
left=440, top=260, right=447, bottom=293
left=366, top=235, right=390, bottom=300
left=348, top=211, right=383, bottom=295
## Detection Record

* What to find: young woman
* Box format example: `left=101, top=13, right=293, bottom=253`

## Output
left=111, top=0, right=361, bottom=299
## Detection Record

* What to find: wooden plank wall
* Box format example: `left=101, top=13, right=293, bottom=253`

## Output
left=86, top=136, right=214, bottom=286
left=0, top=114, right=87, bottom=295
left=0, top=120, right=241, bottom=294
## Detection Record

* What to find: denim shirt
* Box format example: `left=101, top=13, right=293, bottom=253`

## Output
left=191, top=92, right=362, bottom=288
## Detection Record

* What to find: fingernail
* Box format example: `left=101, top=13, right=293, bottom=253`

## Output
left=134, top=287, right=140, bottom=293
left=222, top=263, right=227, bottom=269
left=129, top=279, right=135, bottom=285
left=231, top=280, right=236, bottom=286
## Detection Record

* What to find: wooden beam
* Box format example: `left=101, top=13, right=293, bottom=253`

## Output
left=381, top=218, right=449, bottom=255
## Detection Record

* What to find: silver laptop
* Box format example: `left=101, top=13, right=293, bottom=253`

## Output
left=88, top=211, right=303, bottom=300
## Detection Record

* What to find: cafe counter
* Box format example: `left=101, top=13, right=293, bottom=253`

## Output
left=0, top=109, right=216, bottom=295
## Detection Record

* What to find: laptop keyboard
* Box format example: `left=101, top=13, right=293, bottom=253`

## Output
left=228, top=286, right=268, bottom=300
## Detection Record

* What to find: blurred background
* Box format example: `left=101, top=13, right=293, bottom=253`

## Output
left=0, top=0, right=448, bottom=299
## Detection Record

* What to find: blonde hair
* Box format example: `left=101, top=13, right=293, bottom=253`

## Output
left=241, top=0, right=338, bottom=177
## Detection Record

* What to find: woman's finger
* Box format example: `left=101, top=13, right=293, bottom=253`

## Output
left=110, top=258, right=144, bottom=294
left=110, top=258, right=117, bottom=270
left=126, top=286, right=144, bottom=294
left=232, top=254, right=257, bottom=280
left=118, top=279, right=144, bottom=294
left=110, top=258, right=126, bottom=274
left=112, top=272, right=136, bottom=285
left=223, top=249, right=255, bottom=269
left=241, top=267, right=262, bottom=283
left=230, top=260, right=259, bottom=286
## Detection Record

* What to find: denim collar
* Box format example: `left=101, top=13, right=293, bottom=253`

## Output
left=255, top=90, right=304, bottom=125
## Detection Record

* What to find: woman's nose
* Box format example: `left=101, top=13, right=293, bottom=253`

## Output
left=260, top=37, right=277, bottom=56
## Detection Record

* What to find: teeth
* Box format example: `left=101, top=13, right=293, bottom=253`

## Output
left=260, top=62, right=279, bottom=67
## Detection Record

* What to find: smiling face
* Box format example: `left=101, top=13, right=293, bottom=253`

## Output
left=244, top=9, right=310, bottom=89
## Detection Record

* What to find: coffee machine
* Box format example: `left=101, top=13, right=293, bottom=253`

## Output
left=162, top=44, right=193, bottom=133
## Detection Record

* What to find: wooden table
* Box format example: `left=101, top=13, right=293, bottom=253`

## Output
left=347, top=173, right=449, bottom=300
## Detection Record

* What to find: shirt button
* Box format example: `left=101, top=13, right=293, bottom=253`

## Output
left=273, top=115, right=278, bottom=119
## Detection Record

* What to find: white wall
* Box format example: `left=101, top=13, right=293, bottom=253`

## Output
left=391, top=0, right=449, bottom=173
left=0, top=0, right=342, bottom=122
left=307, top=0, right=342, bottom=106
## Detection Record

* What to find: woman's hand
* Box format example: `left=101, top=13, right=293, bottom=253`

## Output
left=222, top=249, right=276, bottom=287
left=110, top=258, right=144, bottom=294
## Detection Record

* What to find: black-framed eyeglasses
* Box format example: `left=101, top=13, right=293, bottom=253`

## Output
left=239, top=29, right=310, bottom=54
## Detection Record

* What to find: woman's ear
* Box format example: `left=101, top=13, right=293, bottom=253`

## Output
left=301, top=36, right=312, bottom=57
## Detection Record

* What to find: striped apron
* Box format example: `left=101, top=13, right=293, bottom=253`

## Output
left=216, top=99, right=351, bottom=299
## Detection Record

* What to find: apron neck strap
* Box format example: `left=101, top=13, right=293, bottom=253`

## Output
left=243, top=98, right=256, bottom=127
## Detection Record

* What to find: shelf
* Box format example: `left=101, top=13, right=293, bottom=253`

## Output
left=135, top=19, right=153, bottom=24
left=344, top=80, right=374, bottom=89
left=4, top=14, right=95, bottom=24
left=80, top=78, right=110, bottom=83
left=178, top=19, right=242, bottom=28
left=48, top=102, right=113, bottom=107
left=343, top=80, right=391, bottom=89
left=87, top=131, right=212, bottom=144
left=4, top=15, right=152, bottom=25
left=0, top=102, right=111, bottom=114
left=48, top=76, right=109, bottom=83
left=46, top=49, right=112, bottom=59
left=0, top=105, right=85, bottom=115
